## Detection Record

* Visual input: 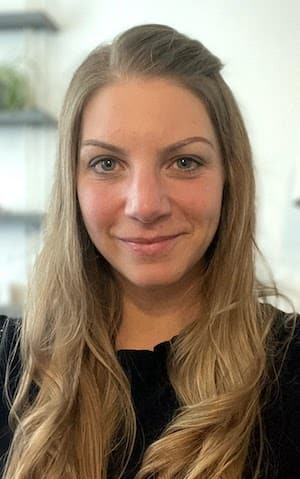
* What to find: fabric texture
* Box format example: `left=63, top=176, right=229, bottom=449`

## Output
left=0, top=311, right=300, bottom=478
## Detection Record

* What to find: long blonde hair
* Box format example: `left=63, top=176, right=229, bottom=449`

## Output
left=4, top=24, right=293, bottom=478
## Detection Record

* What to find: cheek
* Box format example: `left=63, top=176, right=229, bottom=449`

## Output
left=77, top=184, right=116, bottom=232
left=178, top=181, right=223, bottom=224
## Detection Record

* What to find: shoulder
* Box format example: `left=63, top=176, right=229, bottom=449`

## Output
left=0, top=315, right=22, bottom=399
left=262, top=308, right=300, bottom=477
left=0, top=315, right=21, bottom=344
left=269, top=307, right=300, bottom=379
left=264, top=306, right=300, bottom=395
left=0, top=316, right=21, bottom=471
left=0, top=315, right=21, bottom=369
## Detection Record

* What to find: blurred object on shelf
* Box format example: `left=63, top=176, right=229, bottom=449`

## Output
left=0, top=282, right=25, bottom=318
left=9, top=282, right=26, bottom=307
left=0, top=64, right=33, bottom=110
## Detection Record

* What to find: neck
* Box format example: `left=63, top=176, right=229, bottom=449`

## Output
left=115, top=277, right=202, bottom=351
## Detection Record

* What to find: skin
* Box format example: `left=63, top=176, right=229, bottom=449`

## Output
left=77, top=77, right=224, bottom=350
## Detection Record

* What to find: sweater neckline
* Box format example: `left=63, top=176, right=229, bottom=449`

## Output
left=116, top=335, right=178, bottom=355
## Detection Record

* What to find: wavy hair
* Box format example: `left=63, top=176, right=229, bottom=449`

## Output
left=4, top=24, right=293, bottom=479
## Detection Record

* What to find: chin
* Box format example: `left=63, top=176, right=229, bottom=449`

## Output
left=131, top=278, right=176, bottom=289
left=121, top=268, right=188, bottom=290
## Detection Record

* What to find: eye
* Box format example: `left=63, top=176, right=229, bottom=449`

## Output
left=90, top=157, right=118, bottom=172
left=173, top=156, right=202, bottom=171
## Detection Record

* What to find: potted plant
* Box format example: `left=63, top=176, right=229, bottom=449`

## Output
left=0, top=64, right=33, bottom=111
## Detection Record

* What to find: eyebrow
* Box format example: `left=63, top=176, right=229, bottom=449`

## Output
left=80, top=136, right=215, bottom=155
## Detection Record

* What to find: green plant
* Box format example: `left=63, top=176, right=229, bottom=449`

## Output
left=0, top=65, right=32, bottom=110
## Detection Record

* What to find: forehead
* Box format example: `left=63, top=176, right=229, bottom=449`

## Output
left=80, top=77, right=218, bottom=148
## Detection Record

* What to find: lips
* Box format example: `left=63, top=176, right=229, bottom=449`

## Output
left=119, top=235, right=181, bottom=244
left=117, top=234, right=183, bottom=255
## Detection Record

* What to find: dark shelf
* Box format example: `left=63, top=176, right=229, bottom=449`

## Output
left=0, top=211, right=44, bottom=227
left=295, top=198, right=300, bottom=207
left=0, top=11, right=58, bottom=31
left=0, top=109, right=57, bottom=126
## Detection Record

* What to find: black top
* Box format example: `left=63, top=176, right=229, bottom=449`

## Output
left=1, top=312, right=300, bottom=478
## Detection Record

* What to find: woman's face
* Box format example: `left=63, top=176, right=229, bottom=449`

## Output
left=77, top=77, right=224, bottom=290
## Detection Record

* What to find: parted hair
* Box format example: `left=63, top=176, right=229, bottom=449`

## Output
left=3, top=24, right=290, bottom=479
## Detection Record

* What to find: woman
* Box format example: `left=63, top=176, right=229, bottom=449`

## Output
left=0, top=24, right=299, bottom=479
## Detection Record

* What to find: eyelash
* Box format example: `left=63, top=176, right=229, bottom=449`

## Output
left=88, top=155, right=205, bottom=174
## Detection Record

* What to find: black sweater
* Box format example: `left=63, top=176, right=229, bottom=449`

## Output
left=1, top=312, right=300, bottom=478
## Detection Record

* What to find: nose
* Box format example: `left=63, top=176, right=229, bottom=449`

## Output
left=124, top=170, right=171, bottom=223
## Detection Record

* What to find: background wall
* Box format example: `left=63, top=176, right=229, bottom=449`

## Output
left=0, top=0, right=299, bottom=313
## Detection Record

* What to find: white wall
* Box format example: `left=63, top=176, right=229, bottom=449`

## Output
left=0, top=0, right=299, bottom=311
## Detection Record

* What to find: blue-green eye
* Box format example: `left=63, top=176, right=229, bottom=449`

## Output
left=98, top=158, right=116, bottom=171
left=175, top=157, right=200, bottom=170
left=90, top=157, right=117, bottom=172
